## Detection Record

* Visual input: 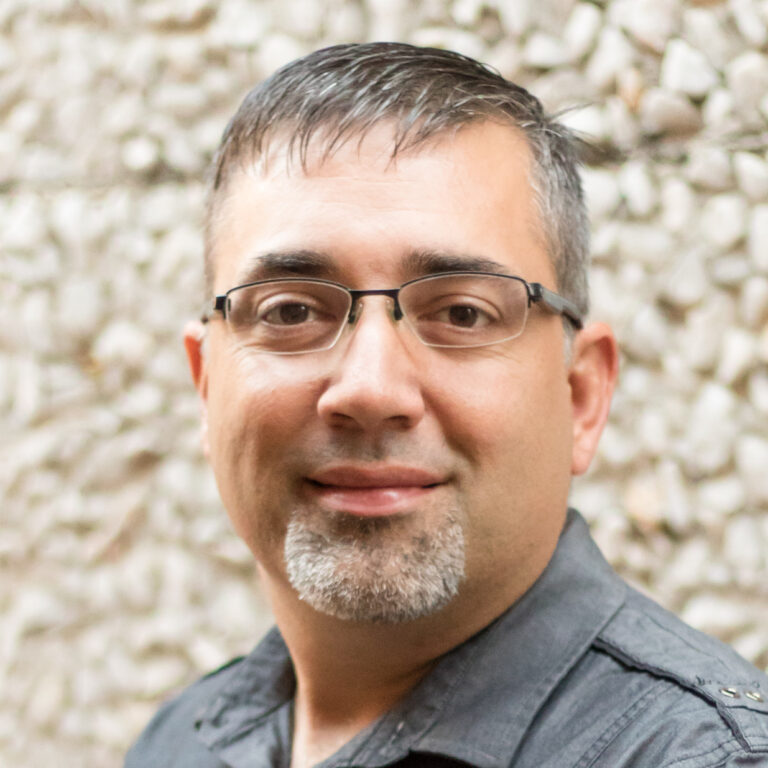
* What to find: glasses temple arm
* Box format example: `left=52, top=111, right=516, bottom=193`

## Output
left=529, top=283, right=584, bottom=330
left=200, top=295, right=227, bottom=324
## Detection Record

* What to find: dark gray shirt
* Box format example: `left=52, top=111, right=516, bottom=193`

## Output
left=126, top=510, right=768, bottom=767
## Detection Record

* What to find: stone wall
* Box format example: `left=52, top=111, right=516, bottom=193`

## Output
left=2, top=1, right=767, bottom=765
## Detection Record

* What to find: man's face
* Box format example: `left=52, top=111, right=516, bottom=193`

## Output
left=190, top=122, right=601, bottom=624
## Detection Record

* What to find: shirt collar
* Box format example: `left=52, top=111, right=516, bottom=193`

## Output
left=196, top=509, right=626, bottom=768
left=389, top=509, right=627, bottom=767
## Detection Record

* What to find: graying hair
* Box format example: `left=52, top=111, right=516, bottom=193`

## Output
left=204, top=42, right=589, bottom=318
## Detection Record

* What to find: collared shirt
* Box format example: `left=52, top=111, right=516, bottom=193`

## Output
left=126, top=510, right=768, bottom=767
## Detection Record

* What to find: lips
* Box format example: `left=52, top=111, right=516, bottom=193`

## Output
left=305, top=465, right=445, bottom=517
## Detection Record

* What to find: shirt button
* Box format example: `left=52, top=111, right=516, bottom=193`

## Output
left=719, top=687, right=740, bottom=698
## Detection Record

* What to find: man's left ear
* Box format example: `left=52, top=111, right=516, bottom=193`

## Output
left=568, top=322, right=619, bottom=476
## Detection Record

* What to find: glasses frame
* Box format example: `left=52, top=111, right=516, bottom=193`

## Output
left=203, top=271, right=584, bottom=353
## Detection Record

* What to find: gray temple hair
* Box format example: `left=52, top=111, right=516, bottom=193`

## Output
left=204, top=42, right=590, bottom=320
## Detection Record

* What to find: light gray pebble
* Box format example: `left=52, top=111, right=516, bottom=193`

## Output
left=496, top=0, right=536, bottom=37
left=701, top=193, right=747, bottom=250
left=598, top=423, right=640, bottom=467
left=736, top=435, right=768, bottom=503
left=366, top=0, right=411, bottom=39
left=748, top=204, right=768, bottom=272
left=4, top=194, right=47, bottom=251
left=724, top=515, right=764, bottom=572
left=162, top=133, right=201, bottom=174
left=729, top=0, right=768, bottom=48
left=152, top=81, right=208, bottom=120
left=582, top=168, right=621, bottom=221
left=661, top=537, right=711, bottom=589
left=605, top=94, right=642, bottom=149
left=682, top=8, right=735, bottom=69
left=681, top=382, right=738, bottom=474
left=622, top=305, right=669, bottom=362
left=726, top=51, right=768, bottom=116
left=732, top=631, right=768, bottom=665
left=698, top=475, right=747, bottom=517
left=640, top=88, right=702, bottom=136
left=679, top=294, right=732, bottom=372
left=748, top=370, right=768, bottom=414
left=716, top=328, right=756, bottom=384
left=734, top=152, right=768, bottom=200
left=523, top=32, right=569, bottom=68
left=637, top=407, right=671, bottom=456
left=702, top=88, right=737, bottom=131
left=618, top=161, right=657, bottom=217
left=325, top=1, right=366, bottom=41
left=682, top=594, right=754, bottom=634
left=617, top=223, right=674, bottom=269
left=254, top=34, right=309, bottom=76
left=93, top=322, right=153, bottom=369
left=711, top=254, right=752, bottom=286
left=563, top=2, right=602, bottom=60
left=121, top=137, right=160, bottom=173
left=586, top=26, right=635, bottom=91
left=685, top=146, right=733, bottom=191
left=610, top=0, right=680, bottom=53
left=740, top=276, right=768, bottom=327
left=660, top=38, right=718, bottom=98
left=275, top=0, right=326, bottom=40
left=660, top=249, right=709, bottom=308
left=25, top=674, right=66, bottom=731
left=658, top=459, right=692, bottom=531
left=660, top=176, right=697, bottom=232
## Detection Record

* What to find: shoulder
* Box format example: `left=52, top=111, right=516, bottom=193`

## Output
left=586, top=587, right=768, bottom=767
left=124, top=656, right=246, bottom=768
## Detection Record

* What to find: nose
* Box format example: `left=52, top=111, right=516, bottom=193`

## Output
left=316, top=297, right=426, bottom=432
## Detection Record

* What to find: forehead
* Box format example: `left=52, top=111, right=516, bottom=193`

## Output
left=208, top=121, right=552, bottom=291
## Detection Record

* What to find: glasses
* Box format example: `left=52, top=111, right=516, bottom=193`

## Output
left=204, top=272, right=583, bottom=355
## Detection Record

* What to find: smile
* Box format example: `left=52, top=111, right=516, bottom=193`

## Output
left=305, top=466, right=446, bottom=517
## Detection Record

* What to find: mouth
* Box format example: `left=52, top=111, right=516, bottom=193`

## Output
left=305, top=466, right=446, bottom=517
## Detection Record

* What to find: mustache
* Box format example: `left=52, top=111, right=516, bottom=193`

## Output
left=296, top=438, right=436, bottom=465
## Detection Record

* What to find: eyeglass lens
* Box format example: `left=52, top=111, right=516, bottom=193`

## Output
left=224, top=274, right=530, bottom=353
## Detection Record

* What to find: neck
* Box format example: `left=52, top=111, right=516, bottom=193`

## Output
left=263, top=566, right=535, bottom=768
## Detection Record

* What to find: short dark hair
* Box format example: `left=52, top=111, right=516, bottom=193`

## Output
left=205, top=42, right=589, bottom=317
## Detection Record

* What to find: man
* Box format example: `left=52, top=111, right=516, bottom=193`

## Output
left=127, top=43, right=768, bottom=767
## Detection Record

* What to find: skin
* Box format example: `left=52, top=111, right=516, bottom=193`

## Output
left=184, top=121, right=618, bottom=768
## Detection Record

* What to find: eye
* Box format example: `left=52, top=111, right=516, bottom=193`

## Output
left=429, top=299, right=497, bottom=329
left=439, top=304, right=489, bottom=328
left=261, top=301, right=316, bottom=326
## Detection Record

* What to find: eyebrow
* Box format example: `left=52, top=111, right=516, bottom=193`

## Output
left=233, top=250, right=340, bottom=285
left=403, top=249, right=510, bottom=277
left=231, top=247, right=511, bottom=288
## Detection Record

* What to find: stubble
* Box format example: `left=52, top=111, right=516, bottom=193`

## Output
left=284, top=508, right=466, bottom=623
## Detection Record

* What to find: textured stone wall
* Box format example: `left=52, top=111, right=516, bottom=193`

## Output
left=2, top=1, right=768, bottom=765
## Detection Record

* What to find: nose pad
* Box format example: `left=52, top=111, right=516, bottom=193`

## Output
left=347, top=295, right=403, bottom=325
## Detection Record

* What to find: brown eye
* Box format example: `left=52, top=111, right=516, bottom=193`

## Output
left=265, top=303, right=312, bottom=325
left=448, top=305, right=480, bottom=327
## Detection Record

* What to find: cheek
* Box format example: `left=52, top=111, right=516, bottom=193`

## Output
left=204, top=354, right=323, bottom=538
left=429, top=350, right=573, bottom=515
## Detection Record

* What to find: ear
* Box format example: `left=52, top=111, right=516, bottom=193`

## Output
left=183, top=320, right=210, bottom=458
left=568, top=322, right=618, bottom=476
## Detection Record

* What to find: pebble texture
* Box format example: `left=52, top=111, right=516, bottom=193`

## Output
left=2, top=1, right=768, bottom=765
